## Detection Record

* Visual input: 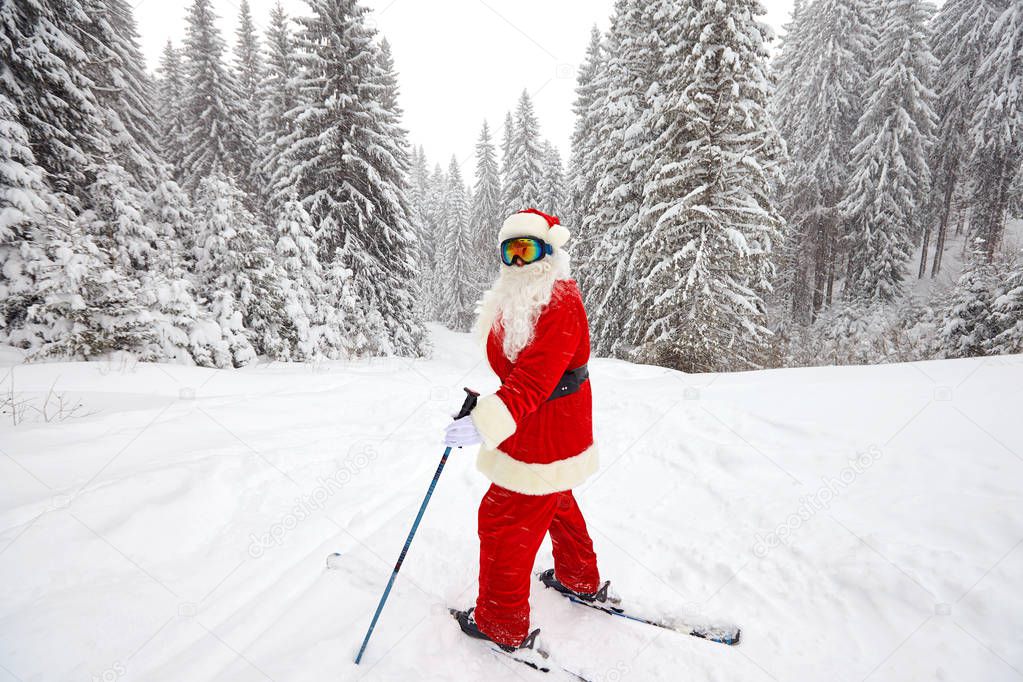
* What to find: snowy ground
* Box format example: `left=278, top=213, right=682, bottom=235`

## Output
left=2, top=326, right=1022, bottom=682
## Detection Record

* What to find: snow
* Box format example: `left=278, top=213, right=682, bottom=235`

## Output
left=2, top=326, right=1021, bottom=681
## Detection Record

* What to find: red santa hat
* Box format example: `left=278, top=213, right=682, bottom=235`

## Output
left=498, top=208, right=571, bottom=249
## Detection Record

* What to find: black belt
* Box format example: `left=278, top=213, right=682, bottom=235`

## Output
left=548, top=364, right=589, bottom=401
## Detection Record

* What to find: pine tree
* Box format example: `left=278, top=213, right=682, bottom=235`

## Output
left=155, top=41, right=188, bottom=181
left=376, top=38, right=401, bottom=113
left=408, top=145, right=431, bottom=249
left=234, top=0, right=263, bottom=118
left=78, top=162, right=159, bottom=273
left=439, top=157, right=475, bottom=332
left=407, top=146, right=435, bottom=313
left=232, top=0, right=263, bottom=193
left=0, top=91, right=58, bottom=344
left=567, top=25, right=605, bottom=265
left=966, top=0, right=1023, bottom=262
left=146, top=167, right=196, bottom=262
left=499, top=111, right=514, bottom=211
left=502, top=90, right=545, bottom=212
left=277, top=0, right=426, bottom=356
left=939, top=247, right=998, bottom=358
left=470, top=122, right=502, bottom=291
left=987, top=257, right=1023, bottom=355
left=1, top=0, right=108, bottom=198
left=25, top=208, right=158, bottom=362
left=539, top=141, right=567, bottom=216
left=776, top=0, right=876, bottom=320
left=840, top=0, right=937, bottom=303
left=181, top=0, right=253, bottom=190
left=77, top=0, right=161, bottom=191
left=627, top=0, right=784, bottom=372
left=583, top=0, right=677, bottom=355
left=925, top=0, right=1002, bottom=276
left=257, top=1, right=300, bottom=213
left=421, top=162, right=448, bottom=320
left=274, top=196, right=333, bottom=359
left=139, top=169, right=244, bottom=367
left=193, top=172, right=289, bottom=362
left=770, top=0, right=809, bottom=144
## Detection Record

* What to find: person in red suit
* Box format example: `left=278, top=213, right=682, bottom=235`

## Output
left=445, top=208, right=617, bottom=652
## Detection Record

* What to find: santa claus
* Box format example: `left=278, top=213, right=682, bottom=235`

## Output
left=444, top=208, right=617, bottom=652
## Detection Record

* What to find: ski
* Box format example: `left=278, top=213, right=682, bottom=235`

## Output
left=538, top=574, right=741, bottom=646
left=449, top=609, right=592, bottom=681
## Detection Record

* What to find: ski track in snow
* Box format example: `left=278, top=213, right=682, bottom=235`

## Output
left=1, top=327, right=1022, bottom=681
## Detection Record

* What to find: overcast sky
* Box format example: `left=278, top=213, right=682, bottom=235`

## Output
left=136, top=0, right=796, bottom=177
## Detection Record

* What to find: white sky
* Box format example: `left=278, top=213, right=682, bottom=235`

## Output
left=136, top=0, right=796, bottom=178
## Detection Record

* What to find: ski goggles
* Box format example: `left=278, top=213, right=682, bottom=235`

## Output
left=500, top=236, right=553, bottom=266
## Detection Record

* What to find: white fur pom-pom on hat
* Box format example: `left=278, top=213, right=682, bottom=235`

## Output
left=499, top=208, right=571, bottom=249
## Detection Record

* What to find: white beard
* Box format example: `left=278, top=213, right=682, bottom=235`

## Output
left=474, top=250, right=571, bottom=362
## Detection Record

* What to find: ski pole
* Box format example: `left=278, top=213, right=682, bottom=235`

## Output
left=354, top=387, right=479, bottom=665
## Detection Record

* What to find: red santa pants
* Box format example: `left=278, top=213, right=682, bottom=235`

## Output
left=473, top=483, right=600, bottom=647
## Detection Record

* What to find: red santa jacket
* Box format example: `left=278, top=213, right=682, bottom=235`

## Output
left=470, top=279, right=598, bottom=495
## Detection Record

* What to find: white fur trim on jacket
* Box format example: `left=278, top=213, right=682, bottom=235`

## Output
left=476, top=444, right=599, bottom=496
left=470, top=393, right=517, bottom=449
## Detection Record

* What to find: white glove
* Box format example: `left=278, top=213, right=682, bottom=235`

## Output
left=444, top=415, right=482, bottom=448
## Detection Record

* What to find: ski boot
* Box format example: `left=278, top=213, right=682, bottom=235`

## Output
left=450, top=607, right=542, bottom=654
left=538, top=568, right=621, bottom=606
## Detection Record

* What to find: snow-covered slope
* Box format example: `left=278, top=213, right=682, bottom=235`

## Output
left=2, top=327, right=1021, bottom=681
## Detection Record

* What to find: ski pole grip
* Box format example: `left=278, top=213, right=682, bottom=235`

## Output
left=454, top=388, right=479, bottom=420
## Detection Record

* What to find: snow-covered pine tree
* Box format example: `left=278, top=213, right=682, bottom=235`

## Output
left=232, top=0, right=263, bottom=195
left=278, top=0, right=426, bottom=356
left=470, top=122, right=502, bottom=292
left=155, top=41, right=189, bottom=182
left=77, top=0, right=161, bottom=191
left=502, top=91, right=544, bottom=212
left=582, top=0, right=676, bottom=355
left=257, top=1, right=300, bottom=215
left=145, top=168, right=196, bottom=262
left=79, top=162, right=158, bottom=273
left=438, top=157, right=475, bottom=332
left=499, top=111, right=514, bottom=213
left=566, top=25, right=605, bottom=268
left=1, top=0, right=107, bottom=199
left=0, top=91, right=58, bottom=345
left=136, top=166, right=243, bottom=367
left=181, top=0, right=254, bottom=191
left=925, top=0, right=1002, bottom=276
left=405, top=145, right=433, bottom=286
left=26, top=217, right=159, bottom=361
left=539, top=141, right=567, bottom=217
left=372, top=34, right=417, bottom=240
left=776, top=0, right=875, bottom=321
left=770, top=0, right=809, bottom=144
left=840, top=0, right=937, bottom=303
left=966, top=0, right=1023, bottom=262
left=768, top=0, right=809, bottom=317
left=420, top=162, right=448, bottom=320
left=275, top=196, right=332, bottom=359
left=376, top=38, right=401, bottom=113
left=987, top=256, right=1023, bottom=355
left=193, top=172, right=289, bottom=363
left=234, top=0, right=263, bottom=124
left=938, top=244, right=998, bottom=358
left=627, top=0, right=784, bottom=372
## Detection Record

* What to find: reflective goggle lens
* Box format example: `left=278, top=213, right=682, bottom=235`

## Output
left=501, top=237, right=546, bottom=265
